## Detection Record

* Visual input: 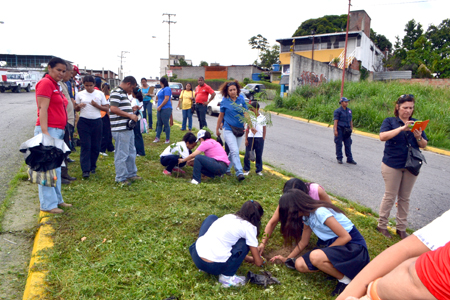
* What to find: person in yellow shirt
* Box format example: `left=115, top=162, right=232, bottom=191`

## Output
left=178, top=82, right=195, bottom=131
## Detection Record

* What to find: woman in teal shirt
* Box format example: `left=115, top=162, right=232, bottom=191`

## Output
left=153, top=77, right=173, bottom=143
left=140, top=78, right=153, bottom=130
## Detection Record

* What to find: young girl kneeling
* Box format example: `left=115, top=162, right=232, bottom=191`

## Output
left=189, top=200, right=264, bottom=287
left=160, top=132, right=197, bottom=175
left=270, top=189, right=370, bottom=296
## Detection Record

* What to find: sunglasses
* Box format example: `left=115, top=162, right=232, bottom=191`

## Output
left=227, top=82, right=237, bottom=87
left=400, top=94, right=414, bottom=99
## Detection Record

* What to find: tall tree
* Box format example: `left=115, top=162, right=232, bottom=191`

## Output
left=199, top=61, right=208, bottom=67
left=248, top=35, right=280, bottom=68
left=370, top=29, right=393, bottom=52
left=402, top=19, right=423, bottom=51
left=292, top=15, right=348, bottom=37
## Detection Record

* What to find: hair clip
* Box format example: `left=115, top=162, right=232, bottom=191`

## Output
left=251, top=200, right=254, bottom=202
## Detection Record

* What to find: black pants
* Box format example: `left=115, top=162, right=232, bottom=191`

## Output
left=100, top=114, right=115, bottom=152
left=160, top=155, right=186, bottom=172
left=133, top=120, right=145, bottom=156
left=244, top=137, right=264, bottom=173
left=64, top=123, right=75, bottom=151
left=77, top=117, right=102, bottom=173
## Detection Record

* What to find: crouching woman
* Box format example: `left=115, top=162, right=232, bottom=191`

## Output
left=189, top=200, right=264, bottom=287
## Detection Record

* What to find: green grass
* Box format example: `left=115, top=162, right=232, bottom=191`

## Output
left=266, top=81, right=450, bottom=150
left=37, top=125, right=400, bottom=299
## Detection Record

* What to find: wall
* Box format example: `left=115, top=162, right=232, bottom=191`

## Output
left=288, top=53, right=360, bottom=92
left=373, top=71, right=412, bottom=81
left=398, top=78, right=450, bottom=88
left=172, top=66, right=205, bottom=80
left=172, top=65, right=260, bottom=82
left=228, top=66, right=255, bottom=81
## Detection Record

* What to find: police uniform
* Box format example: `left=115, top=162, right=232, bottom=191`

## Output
left=333, top=104, right=355, bottom=163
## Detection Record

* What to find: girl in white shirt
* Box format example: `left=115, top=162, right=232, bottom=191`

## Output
left=189, top=200, right=265, bottom=287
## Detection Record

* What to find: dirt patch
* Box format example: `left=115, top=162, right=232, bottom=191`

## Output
left=0, top=180, right=39, bottom=300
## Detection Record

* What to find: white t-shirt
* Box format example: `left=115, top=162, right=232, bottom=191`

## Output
left=196, top=214, right=258, bottom=262
left=160, top=141, right=190, bottom=159
left=75, top=89, right=108, bottom=119
left=247, top=113, right=266, bottom=138
left=131, top=98, right=144, bottom=112
left=413, top=209, right=450, bottom=251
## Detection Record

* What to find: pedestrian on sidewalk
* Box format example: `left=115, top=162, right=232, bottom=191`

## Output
left=376, top=94, right=428, bottom=240
left=194, top=77, right=215, bottom=129
left=99, top=83, right=115, bottom=156
left=75, top=76, right=109, bottom=178
left=178, top=82, right=195, bottom=131
left=333, top=97, right=357, bottom=165
left=109, top=76, right=141, bottom=186
left=34, top=57, right=72, bottom=213
left=243, top=101, right=266, bottom=176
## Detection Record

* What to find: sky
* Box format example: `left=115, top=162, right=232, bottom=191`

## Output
left=0, top=0, right=447, bottom=80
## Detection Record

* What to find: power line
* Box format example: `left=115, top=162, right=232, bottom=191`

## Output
left=361, top=0, right=438, bottom=6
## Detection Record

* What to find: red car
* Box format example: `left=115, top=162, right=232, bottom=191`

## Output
left=169, top=82, right=183, bottom=100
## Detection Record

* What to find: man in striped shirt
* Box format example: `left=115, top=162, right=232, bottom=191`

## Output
left=110, top=76, right=141, bottom=185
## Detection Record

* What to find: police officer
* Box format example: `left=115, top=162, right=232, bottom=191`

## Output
left=333, top=97, right=357, bottom=165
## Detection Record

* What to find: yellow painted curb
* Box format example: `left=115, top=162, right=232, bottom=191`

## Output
left=23, top=213, right=55, bottom=300
left=273, top=112, right=450, bottom=156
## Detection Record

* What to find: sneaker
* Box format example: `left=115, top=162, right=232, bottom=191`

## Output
left=237, top=174, right=245, bottom=182
left=137, top=154, right=141, bottom=157
left=218, top=274, right=246, bottom=287
left=165, top=139, right=170, bottom=144
left=67, top=157, right=75, bottom=163
left=243, top=171, right=250, bottom=176
left=41, top=208, right=64, bottom=214
left=90, top=169, right=96, bottom=174
left=82, top=172, right=90, bottom=178
left=347, top=160, right=357, bottom=165
left=127, top=176, right=142, bottom=181
left=331, top=282, right=348, bottom=296
left=337, top=159, right=343, bottom=164
left=112, top=150, right=115, bottom=153
left=163, top=170, right=172, bottom=176
left=172, top=167, right=186, bottom=174
left=99, top=152, right=108, bottom=157
left=153, top=138, right=160, bottom=143
left=256, top=172, right=263, bottom=176
left=190, top=179, right=199, bottom=185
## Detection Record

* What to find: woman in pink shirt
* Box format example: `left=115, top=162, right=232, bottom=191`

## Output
left=178, top=130, right=229, bottom=184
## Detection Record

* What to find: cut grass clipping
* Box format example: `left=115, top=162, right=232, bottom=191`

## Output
left=36, top=124, right=400, bottom=299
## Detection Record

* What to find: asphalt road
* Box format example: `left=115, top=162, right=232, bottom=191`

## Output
left=171, top=100, right=450, bottom=230
left=0, top=92, right=36, bottom=205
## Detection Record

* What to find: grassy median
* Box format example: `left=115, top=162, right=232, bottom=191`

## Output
left=37, top=124, right=399, bottom=300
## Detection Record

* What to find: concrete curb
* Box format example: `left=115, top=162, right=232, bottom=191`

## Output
left=273, top=112, right=450, bottom=157
left=23, top=213, right=54, bottom=300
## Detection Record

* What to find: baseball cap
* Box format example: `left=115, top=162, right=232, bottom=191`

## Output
left=196, top=129, right=206, bottom=142
left=340, top=97, right=350, bottom=103
left=73, top=65, right=80, bottom=75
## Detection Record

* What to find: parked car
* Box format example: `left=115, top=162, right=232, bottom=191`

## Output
left=169, top=82, right=183, bottom=100
left=206, top=92, right=250, bottom=116
left=241, top=83, right=266, bottom=101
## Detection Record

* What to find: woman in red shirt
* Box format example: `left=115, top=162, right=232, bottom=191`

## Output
left=34, top=57, right=72, bottom=213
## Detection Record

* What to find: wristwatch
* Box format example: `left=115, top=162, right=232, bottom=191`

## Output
left=417, top=137, right=422, bottom=142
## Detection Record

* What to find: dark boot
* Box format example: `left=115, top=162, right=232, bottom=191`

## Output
left=61, top=167, right=77, bottom=181
left=61, top=178, right=71, bottom=184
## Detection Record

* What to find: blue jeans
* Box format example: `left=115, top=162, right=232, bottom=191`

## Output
left=223, top=129, right=244, bottom=176
left=34, top=126, right=66, bottom=211
left=111, top=130, right=138, bottom=182
left=156, top=108, right=172, bottom=140
left=196, top=104, right=207, bottom=129
left=244, top=137, right=264, bottom=173
left=143, top=101, right=153, bottom=129
left=334, top=126, right=353, bottom=161
left=181, top=109, right=193, bottom=130
left=192, top=155, right=228, bottom=183
left=160, top=155, right=186, bottom=172
left=189, top=215, right=249, bottom=276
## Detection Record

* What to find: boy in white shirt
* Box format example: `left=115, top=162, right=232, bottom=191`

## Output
left=244, top=101, right=266, bottom=176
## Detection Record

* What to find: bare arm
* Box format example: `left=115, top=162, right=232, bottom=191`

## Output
left=318, top=187, right=332, bottom=203
left=379, top=121, right=414, bottom=141
left=90, top=100, right=109, bottom=112
left=258, top=206, right=280, bottom=255
left=110, top=106, right=137, bottom=122
left=336, top=235, right=430, bottom=300
left=178, top=149, right=202, bottom=164
left=324, top=217, right=351, bottom=247
left=249, top=246, right=264, bottom=267
left=263, top=126, right=266, bottom=140
left=37, top=97, right=50, bottom=135
left=270, top=225, right=312, bottom=263
left=216, top=112, right=224, bottom=136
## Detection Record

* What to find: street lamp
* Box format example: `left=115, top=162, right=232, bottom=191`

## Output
left=163, top=13, right=176, bottom=82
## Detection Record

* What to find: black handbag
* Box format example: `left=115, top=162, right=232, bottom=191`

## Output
left=404, top=133, right=426, bottom=176
left=230, top=125, right=245, bottom=137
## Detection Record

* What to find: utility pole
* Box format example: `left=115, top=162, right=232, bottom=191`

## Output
left=118, top=51, right=129, bottom=81
left=311, top=30, right=315, bottom=73
left=163, top=13, right=176, bottom=83
left=340, top=0, right=351, bottom=98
